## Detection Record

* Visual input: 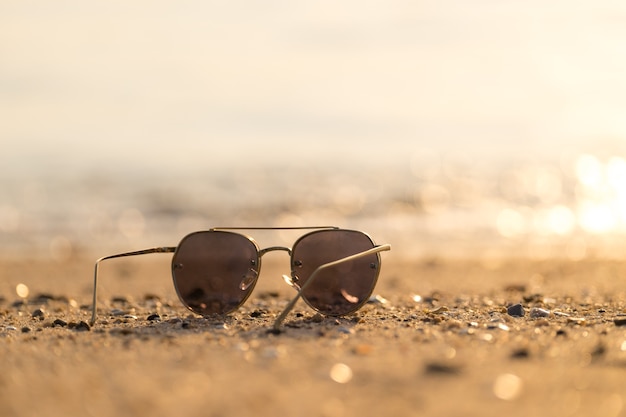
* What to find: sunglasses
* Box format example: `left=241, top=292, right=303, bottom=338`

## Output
left=91, top=227, right=391, bottom=330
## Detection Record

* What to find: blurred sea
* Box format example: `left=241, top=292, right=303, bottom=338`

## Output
left=2, top=1, right=626, bottom=260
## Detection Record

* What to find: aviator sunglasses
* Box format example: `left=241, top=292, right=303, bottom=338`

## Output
left=91, top=227, right=391, bottom=330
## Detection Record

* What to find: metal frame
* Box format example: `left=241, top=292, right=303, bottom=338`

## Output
left=90, top=226, right=391, bottom=329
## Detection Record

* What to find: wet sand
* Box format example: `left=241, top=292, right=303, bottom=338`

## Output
left=1, top=255, right=626, bottom=417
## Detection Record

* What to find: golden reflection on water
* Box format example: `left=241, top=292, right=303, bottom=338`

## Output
left=3, top=150, right=626, bottom=259
left=495, top=153, right=626, bottom=238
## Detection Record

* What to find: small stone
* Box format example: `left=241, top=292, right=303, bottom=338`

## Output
left=311, top=313, right=324, bottom=323
left=445, top=319, right=463, bottom=330
left=424, top=361, right=461, bottom=375
left=33, top=293, right=56, bottom=304
left=496, top=323, right=510, bottom=332
left=5, top=326, right=17, bottom=331
left=32, top=308, right=47, bottom=320
left=542, top=297, right=556, bottom=305
left=143, top=294, right=161, bottom=301
left=510, top=348, right=530, bottom=359
left=592, top=343, right=606, bottom=357
left=110, top=309, right=127, bottom=316
left=147, top=314, right=161, bottom=322
left=504, top=284, right=526, bottom=292
left=507, top=303, right=525, bottom=317
left=428, top=306, right=449, bottom=314
left=567, top=317, right=587, bottom=325
left=487, top=321, right=510, bottom=331
left=368, top=294, right=388, bottom=304
left=336, top=326, right=354, bottom=335
left=53, top=319, right=68, bottom=327
left=74, top=321, right=91, bottom=332
left=614, top=317, right=626, bottom=326
left=21, top=326, right=31, bottom=333
left=530, top=307, right=550, bottom=318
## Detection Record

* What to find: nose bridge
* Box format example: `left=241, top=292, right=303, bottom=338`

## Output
left=259, top=246, right=292, bottom=257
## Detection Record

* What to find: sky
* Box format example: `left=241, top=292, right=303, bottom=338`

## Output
left=2, top=1, right=626, bottom=176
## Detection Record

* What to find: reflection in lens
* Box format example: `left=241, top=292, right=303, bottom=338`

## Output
left=172, top=231, right=259, bottom=315
left=340, top=289, right=359, bottom=304
left=239, top=269, right=259, bottom=291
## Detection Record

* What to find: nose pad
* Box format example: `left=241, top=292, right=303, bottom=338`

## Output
left=282, top=274, right=301, bottom=289
left=239, top=268, right=259, bottom=291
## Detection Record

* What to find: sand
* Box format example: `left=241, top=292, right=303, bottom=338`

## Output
left=1, top=254, right=626, bottom=417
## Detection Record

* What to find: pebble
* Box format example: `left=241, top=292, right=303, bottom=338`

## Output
left=428, top=306, right=449, bottom=314
left=53, top=319, right=68, bottom=327
left=368, top=295, right=388, bottom=304
left=530, top=307, right=551, bottom=318
left=11, top=300, right=25, bottom=308
left=5, top=326, right=17, bottom=331
left=110, top=309, right=128, bottom=316
left=311, top=314, right=324, bottom=323
left=424, top=361, right=461, bottom=375
left=336, top=326, right=355, bottom=335
left=74, top=321, right=91, bottom=332
left=614, top=317, right=626, bottom=326
left=147, top=314, right=161, bottom=322
left=495, top=323, right=510, bottom=332
left=507, top=303, right=525, bottom=317
left=567, top=317, right=587, bottom=326
left=32, top=308, right=47, bottom=320
left=510, top=348, right=530, bottom=359
left=21, top=326, right=31, bottom=333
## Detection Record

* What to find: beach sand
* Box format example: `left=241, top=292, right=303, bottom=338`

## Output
left=1, top=254, right=626, bottom=417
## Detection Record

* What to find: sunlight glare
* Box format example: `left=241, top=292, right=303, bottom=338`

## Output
left=576, top=154, right=603, bottom=188
left=548, top=205, right=576, bottom=236
left=497, top=208, right=526, bottom=238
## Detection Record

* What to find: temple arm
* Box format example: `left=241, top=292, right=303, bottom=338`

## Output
left=90, top=247, right=176, bottom=325
left=272, top=243, right=392, bottom=331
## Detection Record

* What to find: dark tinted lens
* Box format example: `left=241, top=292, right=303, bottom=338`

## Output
left=291, top=229, right=379, bottom=316
left=172, top=231, right=259, bottom=315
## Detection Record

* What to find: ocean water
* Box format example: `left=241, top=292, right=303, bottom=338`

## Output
left=2, top=1, right=626, bottom=260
